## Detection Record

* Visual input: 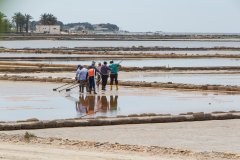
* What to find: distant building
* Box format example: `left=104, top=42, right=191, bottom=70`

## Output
left=35, top=25, right=60, bottom=34
left=67, top=25, right=88, bottom=34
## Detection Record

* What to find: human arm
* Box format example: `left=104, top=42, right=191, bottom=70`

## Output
left=75, top=69, right=80, bottom=80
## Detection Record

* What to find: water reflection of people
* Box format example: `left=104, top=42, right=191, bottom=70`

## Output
left=76, top=95, right=118, bottom=117
left=101, top=96, right=109, bottom=112
left=110, top=96, right=118, bottom=111
left=75, top=95, right=87, bottom=116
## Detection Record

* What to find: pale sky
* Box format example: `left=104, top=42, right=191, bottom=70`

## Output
left=1, top=0, right=240, bottom=33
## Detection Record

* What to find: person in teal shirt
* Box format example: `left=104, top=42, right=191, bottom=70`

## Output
left=109, top=60, right=120, bottom=90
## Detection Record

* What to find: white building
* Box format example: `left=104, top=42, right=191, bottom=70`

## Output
left=35, top=25, right=60, bottom=34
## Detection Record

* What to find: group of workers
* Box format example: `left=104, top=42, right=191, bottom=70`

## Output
left=76, top=60, right=120, bottom=94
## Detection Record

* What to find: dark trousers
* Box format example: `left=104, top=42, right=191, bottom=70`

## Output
left=79, top=80, right=88, bottom=93
left=88, top=77, right=95, bottom=92
left=101, top=75, right=108, bottom=90
left=110, top=74, right=118, bottom=85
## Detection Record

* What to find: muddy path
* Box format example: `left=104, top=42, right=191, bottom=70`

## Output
left=0, top=134, right=238, bottom=160
left=0, top=141, right=232, bottom=160
left=4, top=120, right=240, bottom=153
left=1, top=120, right=240, bottom=160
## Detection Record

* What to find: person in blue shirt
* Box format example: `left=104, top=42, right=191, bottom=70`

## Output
left=76, top=65, right=88, bottom=93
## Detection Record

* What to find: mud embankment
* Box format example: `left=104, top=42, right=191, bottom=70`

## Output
left=3, top=47, right=240, bottom=52
left=1, top=75, right=240, bottom=93
left=0, top=62, right=240, bottom=73
left=0, top=112, right=240, bottom=131
left=1, top=48, right=240, bottom=59
left=0, top=62, right=74, bottom=72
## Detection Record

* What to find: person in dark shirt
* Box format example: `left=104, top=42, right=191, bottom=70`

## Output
left=101, top=61, right=111, bottom=91
left=96, top=62, right=102, bottom=88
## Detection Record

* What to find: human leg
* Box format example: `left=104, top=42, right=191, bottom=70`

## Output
left=115, top=74, right=118, bottom=90
left=92, top=77, right=97, bottom=94
left=89, top=77, right=94, bottom=93
left=110, top=74, right=114, bottom=90
left=80, top=80, right=85, bottom=93
left=102, top=75, right=108, bottom=90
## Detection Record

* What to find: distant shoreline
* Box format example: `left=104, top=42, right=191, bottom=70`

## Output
left=1, top=33, right=240, bottom=41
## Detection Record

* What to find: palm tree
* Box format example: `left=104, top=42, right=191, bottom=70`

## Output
left=0, top=12, right=6, bottom=21
left=19, top=14, right=25, bottom=32
left=25, top=14, right=32, bottom=33
left=40, top=13, right=48, bottom=25
left=40, top=13, right=57, bottom=25
left=48, top=14, right=57, bottom=25
left=12, top=12, right=25, bottom=32
left=0, top=12, right=6, bottom=32
left=3, top=19, right=11, bottom=32
left=0, top=12, right=12, bottom=33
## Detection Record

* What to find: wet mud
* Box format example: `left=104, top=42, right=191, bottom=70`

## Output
left=1, top=75, right=240, bottom=93
left=0, top=112, right=240, bottom=131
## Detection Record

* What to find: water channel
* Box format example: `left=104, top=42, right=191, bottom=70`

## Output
left=1, top=40, right=240, bottom=48
left=8, top=58, right=240, bottom=67
left=0, top=81, right=239, bottom=121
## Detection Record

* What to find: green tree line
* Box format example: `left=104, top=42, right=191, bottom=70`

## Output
left=0, top=12, right=11, bottom=32
left=0, top=11, right=119, bottom=33
left=0, top=12, right=58, bottom=33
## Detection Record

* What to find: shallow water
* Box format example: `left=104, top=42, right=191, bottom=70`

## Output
left=0, top=81, right=239, bottom=121
left=10, top=58, right=240, bottom=67
left=122, top=73, right=240, bottom=86
left=1, top=40, right=240, bottom=48
left=2, top=72, right=240, bottom=86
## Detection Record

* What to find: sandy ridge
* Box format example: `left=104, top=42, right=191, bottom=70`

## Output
left=0, top=133, right=239, bottom=160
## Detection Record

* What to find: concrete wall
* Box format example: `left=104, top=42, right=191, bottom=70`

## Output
left=36, top=25, right=60, bottom=34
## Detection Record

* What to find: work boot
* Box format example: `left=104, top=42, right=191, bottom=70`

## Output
left=110, top=85, right=112, bottom=90
left=116, top=85, right=118, bottom=90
